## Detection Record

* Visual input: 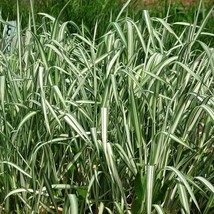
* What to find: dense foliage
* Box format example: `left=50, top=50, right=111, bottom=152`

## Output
left=0, top=0, right=214, bottom=213
left=1, top=0, right=214, bottom=36
left=0, top=0, right=121, bottom=36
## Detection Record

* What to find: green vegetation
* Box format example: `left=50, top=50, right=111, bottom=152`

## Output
left=0, top=0, right=121, bottom=36
left=0, top=0, right=214, bottom=213
left=1, top=0, right=214, bottom=36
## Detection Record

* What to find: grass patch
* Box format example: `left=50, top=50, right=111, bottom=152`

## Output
left=0, top=0, right=213, bottom=213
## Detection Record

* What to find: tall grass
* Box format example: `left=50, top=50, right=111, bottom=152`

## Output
left=0, top=1, right=214, bottom=213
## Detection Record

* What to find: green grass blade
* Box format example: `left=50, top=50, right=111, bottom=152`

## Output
left=166, top=166, right=200, bottom=212
left=178, top=181, right=190, bottom=214
left=67, top=194, right=78, bottom=214
left=195, top=176, right=214, bottom=193
left=147, top=165, right=155, bottom=214
left=153, top=204, right=165, bottom=214
left=1, top=161, right=31, bottom=178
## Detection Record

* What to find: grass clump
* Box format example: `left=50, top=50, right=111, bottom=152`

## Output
left=0, top=0, right=214, bottom=213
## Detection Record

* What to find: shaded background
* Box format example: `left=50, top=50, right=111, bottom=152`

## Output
left=0, top=0, right=214, bottom=36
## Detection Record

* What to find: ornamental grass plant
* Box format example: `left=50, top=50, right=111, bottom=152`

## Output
left=0, top=0, right=213, bottom=213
